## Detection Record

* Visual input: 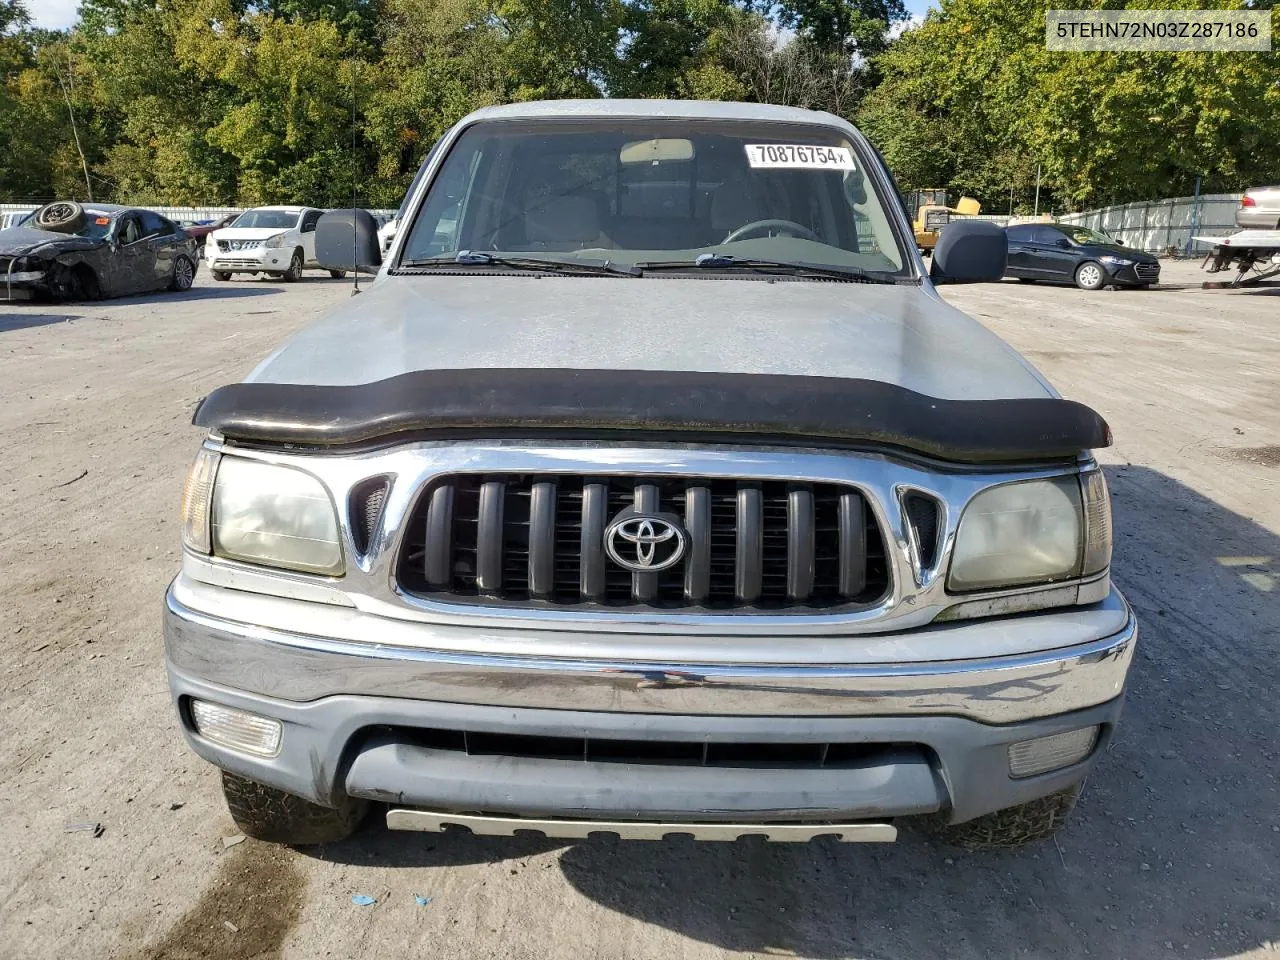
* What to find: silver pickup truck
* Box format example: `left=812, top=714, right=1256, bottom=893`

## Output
left=166, top=100, right=1135, bottom=849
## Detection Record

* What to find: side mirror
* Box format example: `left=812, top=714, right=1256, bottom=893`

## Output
left=1056, top=238, right=1072, bottom=249
left=929, top=220, right=1007, bottom=284
left=316, top=209, right=382, bottom=273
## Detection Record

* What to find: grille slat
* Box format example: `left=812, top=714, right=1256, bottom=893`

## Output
left=528, top=481, right=557, bottom=598
left=401, top=473, right=890, bottom=612
left=579, top=482, right=606, bottom=601
left=838, top=491, right=867, bottom=598
left=735, top=486, right=763, bottom=603
left=633, top=484, right=661, bottom=603
left=683, top=485, right=711, bottom=602
left=786, top=487, right=815, bottom=601
left=476, top=480, right=506, bottom=593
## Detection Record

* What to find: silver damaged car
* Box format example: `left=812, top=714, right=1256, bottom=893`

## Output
left=165, top=100, right=1135, bottom=849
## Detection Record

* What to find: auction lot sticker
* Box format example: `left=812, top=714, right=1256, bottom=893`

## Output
left=1046, top=9, right=1270, bottom=51
left=745, top=144, right=856, bottom=170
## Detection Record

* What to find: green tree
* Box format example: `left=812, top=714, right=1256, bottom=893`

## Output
left=859, top=0, right=1280, bottom=212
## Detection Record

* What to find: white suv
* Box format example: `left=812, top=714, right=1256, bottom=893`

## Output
left=207, top=206, right=346, bottom=282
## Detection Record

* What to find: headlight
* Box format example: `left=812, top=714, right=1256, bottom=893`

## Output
left=948, top=477, right=1084, bottom=592
left=1099, top=255, right=1132, bottom=266
left=264, top=233, right=287, bottom=248
left=5, top=256, right=46, bottom=282
left=211, top=457, right=344, bottom=575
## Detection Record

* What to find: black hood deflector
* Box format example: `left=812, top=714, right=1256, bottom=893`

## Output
left=192, top=366, right=1111, bottom=463
left=194, top=369, right=1110, bottom=463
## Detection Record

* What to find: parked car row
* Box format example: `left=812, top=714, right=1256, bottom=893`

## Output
left=0, top=202, right=370, bottom=302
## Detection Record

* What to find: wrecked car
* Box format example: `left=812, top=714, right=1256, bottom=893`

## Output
left=166, top=100, right=1135, bottom=850
left=1, top=201, right=198, bottom=301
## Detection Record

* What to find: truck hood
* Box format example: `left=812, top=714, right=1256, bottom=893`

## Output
left=246, top=276, right=1055, bottom=401
left=0, top=226, right=103, bottom=257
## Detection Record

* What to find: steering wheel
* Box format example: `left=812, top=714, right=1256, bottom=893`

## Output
left=723, top=219, right=821, bottom=244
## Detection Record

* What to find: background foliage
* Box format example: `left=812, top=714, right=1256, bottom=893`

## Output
left=0, top=0, right=1275, bottom=212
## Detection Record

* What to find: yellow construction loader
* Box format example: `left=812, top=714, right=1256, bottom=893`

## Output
left=906, top=189, right=982, bottom=254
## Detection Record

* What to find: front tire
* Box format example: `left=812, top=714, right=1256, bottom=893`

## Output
left=282, top=249, right=303, bottom=283
left=221, top=771, right=368, bottom=846
left=933, top=784, right=1081, bottom=850
left=212, top=270, right=231, bottom=282
left=1074, top=261, right=1106, bottom=290
left=329, top=269, right=347, bottom=279
left=170, top=255, right=195, bottom=291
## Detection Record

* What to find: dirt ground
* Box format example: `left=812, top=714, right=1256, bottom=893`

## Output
left=1, top=261, right=1277, bottom=960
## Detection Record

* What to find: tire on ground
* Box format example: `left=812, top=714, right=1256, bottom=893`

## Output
left=33, top=200, right=86, bottom=234
left=329, top=269, right=347, bottom=279
left=931, top=784, right=1081, bottom=850
left=221, top=770, right=368, bottom=846
left=212, top=270, right=231, bottom=281
left=170, top=255, right=196, bottom=291
left=1074, top=261, right=1106, bottom=291
left=282, top=248, right=303, bottom=282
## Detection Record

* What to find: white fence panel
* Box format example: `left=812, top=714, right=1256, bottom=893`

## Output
left=0, top=203, right=395, bottom=225
left=1059, top=193, right=1239, bottom=254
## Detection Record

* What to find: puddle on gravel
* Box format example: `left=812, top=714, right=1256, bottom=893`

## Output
left=130, top=841, right=305, bottom=960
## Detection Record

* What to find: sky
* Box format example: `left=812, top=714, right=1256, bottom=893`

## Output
left=28, top=0, right=80, bottom=30
left=28, top=0, right=936, bottom=32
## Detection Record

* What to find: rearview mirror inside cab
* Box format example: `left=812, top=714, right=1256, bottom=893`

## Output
left=929, top=220, right=1007, bottom=284
left=619, top=138, right=695, bottom=163
left=316, top=209, right=382, bottom=273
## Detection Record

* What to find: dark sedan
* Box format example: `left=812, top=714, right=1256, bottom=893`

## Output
left=1004, top=223, right=1160, bottom=290
left=1, top=201, right=199, bottom=302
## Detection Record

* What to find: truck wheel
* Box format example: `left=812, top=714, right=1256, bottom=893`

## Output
left=282, top=249, right=303, bottom=282
left=212, top=270, right=231, bottom=282
left=1074, top=261, right=1106, bottom=290
left=221, top=770, right=368, bottom=846
left=933, top=784, right=1080, bottom=850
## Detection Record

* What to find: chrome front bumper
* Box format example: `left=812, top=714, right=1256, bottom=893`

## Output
left=164, top=578, right=1135, bottom=828
left=164, top=576, right=1135, bottom=723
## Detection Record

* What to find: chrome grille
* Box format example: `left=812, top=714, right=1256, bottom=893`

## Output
left=1134, top=262, right=1159, bottom=280
left=397, top=474, right=890, bottom=611
left=210, top=259, right=266, bottom=269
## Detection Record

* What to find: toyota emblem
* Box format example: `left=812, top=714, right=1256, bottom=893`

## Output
left=604, top=512, right=687, bottom=572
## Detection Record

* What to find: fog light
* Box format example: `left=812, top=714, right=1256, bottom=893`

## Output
left=1008, top=726, right=1098, bottom=778
left=190, top=700, right=282, bottom=758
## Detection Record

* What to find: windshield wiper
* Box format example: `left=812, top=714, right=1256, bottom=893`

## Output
left=637, top=253, right=904, bottom=284
left=399, top=250, right=640, bottom=276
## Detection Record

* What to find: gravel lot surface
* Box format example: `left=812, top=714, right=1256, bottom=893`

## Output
left=1, top=261, right=1277, bottom=959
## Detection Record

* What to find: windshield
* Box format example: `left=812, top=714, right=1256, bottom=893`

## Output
left=75, top=211, right=118, bottom=240
left=1057, top=225, right=1117, bottom=245
left=231, top=209, right=299, bottom=229
left=400, top=119, right=907, bottom=275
